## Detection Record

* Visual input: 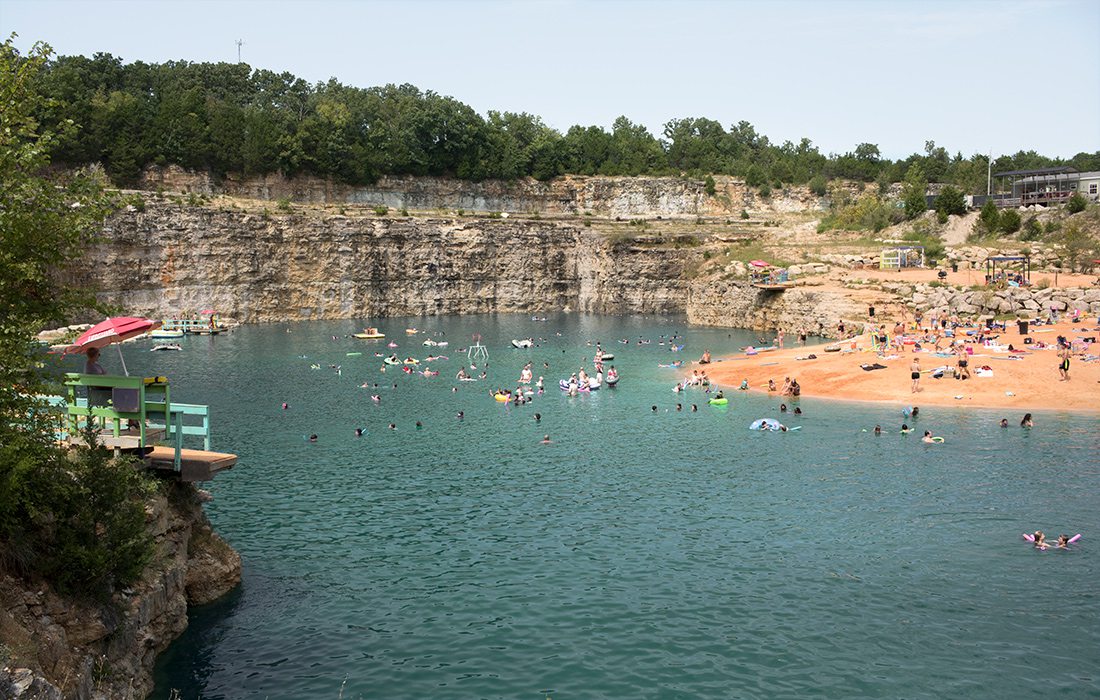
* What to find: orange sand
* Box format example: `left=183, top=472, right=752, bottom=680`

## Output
left=701, top=320, right=1100, bottom=413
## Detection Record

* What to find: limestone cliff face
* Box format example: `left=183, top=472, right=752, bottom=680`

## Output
left=73, top=202, right=699, bottom=322
left=139, top=166, right=824, bottom=218
left=687, top=279, right=867, bottom=335
left=0, top=483, right=240, bottom=700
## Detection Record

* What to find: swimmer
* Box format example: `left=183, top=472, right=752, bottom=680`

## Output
left=1020, top=413, right=1033, bottom=428
left=691, top=404, right=698, bottom=412
left=676, top=403, right=682, bottom=411
left=922, top=430, right=936, bottom=443
left=1056, top=534, right=1070, bottom=548
left=1033, top=530, right=1046, bottom=549
left=873, top=425, right=882, bottom=435
left=900, top=424, right=912, bottom=434
left=456, top=411, right=464, bottom=420
left=541, top=435, right=552, bottom=444
left=388, top=423, right=396, bottom=430
left=793, top=407, right=802, bottom=415
left=999, top=418, right=1008, bottom=428
left=371, top=395, right=381, bottom=403
left=911, top=407, right=919, bottom=417
left=354, top=428, right=363, bottom=437
left=534, top=413, right=541, bottom=422
left=282, top=402, right=289, bottom=410
left=779, top=403, right=787, bottom=413
left=651, top=405, right=658, bottom=412
left=308, top=434, right=318, bottom=442
left=415, top=421, right=423, bottom=430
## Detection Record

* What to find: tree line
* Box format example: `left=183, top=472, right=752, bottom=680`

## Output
left=32, top=52, right=1100, bottom=191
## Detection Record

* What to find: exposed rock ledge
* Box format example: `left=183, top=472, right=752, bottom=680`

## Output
left=0, top=483, right=240, bottom=700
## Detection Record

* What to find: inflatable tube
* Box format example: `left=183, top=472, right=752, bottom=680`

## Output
left=1025, top=533, right=1083, bottom=544
left=383, top=357, right=401, bottom=365
left=606, top=376, right=619, bottom=386
left=599, top=353, right=615, bottom=361
left=1069, top=534, right=1082, bottom=543
left=708, top=398, right=729, bottom=405
left=931, top=437, right=944, bottom=443
left=346, top=352, right=362, bottom=356
left=750, top=418, right=781, bottom=431
left=494, top=393, right=510, bottom=402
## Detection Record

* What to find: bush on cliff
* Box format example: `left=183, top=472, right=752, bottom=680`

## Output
left=0, top=37, right=155, bottom=599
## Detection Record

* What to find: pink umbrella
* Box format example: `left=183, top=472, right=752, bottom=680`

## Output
left=199, top=309, right=217, bottom=315
left=64, top=316, right=161, bottom=376
left=749, top=260, right=771, bottom=268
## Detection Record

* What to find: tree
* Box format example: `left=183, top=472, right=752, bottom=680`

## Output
left=809, top=174, right=827, bottom=197
left=975, top=198, right=1000, bottom=236
left=998, top=209, right=1021, bottom=234
left=901, top=164, right=928, bottom=220
left=1053, top=222, right=1099, bottom=272
left=704, top=174, right=716, bottom=196
left=1, top=36, right=152, bottom=596
left=1066, top=192, right=1087, bottom=214
left=934, top=185, right=966, bottom=216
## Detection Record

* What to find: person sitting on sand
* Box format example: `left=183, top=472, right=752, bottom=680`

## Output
left=699, top=349, right=711, bottom=364
left=768, top=379, right=777, bottom=392
left=739, top=379, right=749, bottom=390
left=791, top=379, right=800, bottom=397
left=1020, top=413, right=1033, bottom=428
left=781, top=377, right=792, bottom=394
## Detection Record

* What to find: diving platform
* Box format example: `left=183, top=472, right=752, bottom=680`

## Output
left=53, top=374, right=237, bottom=482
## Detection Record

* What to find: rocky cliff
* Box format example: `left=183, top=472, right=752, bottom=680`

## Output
left=71, top=201, right=702, bottom=322
left=0, top=483, right=240, bottom=700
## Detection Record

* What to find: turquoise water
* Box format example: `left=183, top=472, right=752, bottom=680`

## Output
left=122, top=316, right=1098, bottom=699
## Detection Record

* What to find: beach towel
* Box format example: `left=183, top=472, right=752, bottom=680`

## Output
left=860, top=363, right=888, bottom=371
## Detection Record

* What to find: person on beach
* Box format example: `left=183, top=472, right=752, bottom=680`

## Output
left=699, top=349, right=711, bottom=364
left=955, top=347, right=971, bottom=380
left=1058, top=345, right=1071, bottom=381
left=791, top=379, right=800, bottom=397
left=1020, top=413, right=1033, bottom=428
left=739, top=379, right=749, bottom=390
left=768, top=379, right=777, bottom=392
left=911, top=357, right=921, bottom=393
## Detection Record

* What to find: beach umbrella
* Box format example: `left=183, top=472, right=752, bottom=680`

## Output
left=199, top=309, right=216, bottom=315
left=64, top=316, right=161, bottom=376
left=749, top=260, right=771, bottom=268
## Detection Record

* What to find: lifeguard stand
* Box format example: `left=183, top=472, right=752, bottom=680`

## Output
left=468, top=334, right=489, bottom=364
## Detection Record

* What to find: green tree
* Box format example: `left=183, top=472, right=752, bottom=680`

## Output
left=1053, top=222, right=1099, bottom=272
left=1, top=36, right=153, bottom=596
left=901, top=164, right=928, bottom=220
left=999, top=209, right=1021, bottom=234
left=1021, top=217, right=1043, bottom=241
left=703, top=174, right=716, bottom=196
left=934, top=185, right=966, bottom=216
left=975, top=198, right=1000, bottom=236
left=1066, top=192, right=1087, bottom=214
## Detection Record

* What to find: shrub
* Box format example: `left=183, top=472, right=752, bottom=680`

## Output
left=759, top=184, right=771, bottom=198
left=277, top=198, right=291, bottom=212
left=974, top=198, right=1000, bottom=237
left=999, top=209, right=1021, bottom=234
left=1066, top=192, right=1087, bottom=214
left=704, top=175, right=716, bottom=196
left=373, top=205, right=389, bottom=216
left=934, top=185, right=966, bottom=217
left=400, top=208, right=409, bottom=217
left=740, top=209, right=750, bottom=220
left=809, top=175, right=827, bottom=197
left=1021, top=217, right=1043, bottom=241
left=745, top=165, right=766, bottom=188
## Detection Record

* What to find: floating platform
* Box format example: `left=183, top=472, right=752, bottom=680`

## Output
left=753, top=282, right=796, bottom=291
left=146, top=446, right=237, bottom=482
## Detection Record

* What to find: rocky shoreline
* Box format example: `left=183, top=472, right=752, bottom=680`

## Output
left=1, top=482, right=240, bottom=700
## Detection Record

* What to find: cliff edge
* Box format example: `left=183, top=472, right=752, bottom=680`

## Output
left=0, top=482, right=240, bottom=700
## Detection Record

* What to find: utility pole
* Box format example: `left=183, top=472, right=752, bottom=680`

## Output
left=987, top=150, right=992, bottom=197
left=235, top=39, right=244, bottom=64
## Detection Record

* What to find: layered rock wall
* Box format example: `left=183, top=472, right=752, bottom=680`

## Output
left=687, top=279, right=867, bottom=335
left=72, top=203, right=699, bottom=322
left=0, top=483, right=240, bottom=700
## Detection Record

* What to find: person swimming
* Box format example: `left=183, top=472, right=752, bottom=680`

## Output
left=1056, top=534, right=1070, bottom=548
left=541, top=434, right=552, bottom=444
left=793, top=407, right=802, bottom=415
left=354, top=428, right=363, bottom=437
left=779, top=403, right=787, bottom=413
left=691, top=404, right=698, bottom=412
left=873, top=425, right=882, bottom=435
left=999, top=418, right=1008, bottom=428
left=456, top=411, right=464, bottom=420
left=922, top=430, right=935, bottom=443
left=1020, top=413, right=1033, bottom=428
left=900, top=424, right=912, bottom=434
left=308, top=434, right=318, bottom=442
left=1033, top=530, right=1046, bottom=549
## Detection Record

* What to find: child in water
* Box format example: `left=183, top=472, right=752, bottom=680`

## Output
left=1033, top=531, right=1046, bottom=549
left=1056, top=534, right=1070, bottom=548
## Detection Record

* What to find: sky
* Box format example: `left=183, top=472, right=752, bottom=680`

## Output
left=4, top=0, right=1099, bottom=160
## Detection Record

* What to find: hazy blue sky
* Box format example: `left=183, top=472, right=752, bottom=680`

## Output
left=5, top=0, right=1099, bottom=159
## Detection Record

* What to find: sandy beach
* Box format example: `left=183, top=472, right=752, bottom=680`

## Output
left=701, top=319, right=1100, bottom=413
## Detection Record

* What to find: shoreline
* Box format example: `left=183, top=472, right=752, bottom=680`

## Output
left=698, top=319, right=1100, bottom=414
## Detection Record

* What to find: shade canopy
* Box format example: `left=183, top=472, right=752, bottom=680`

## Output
left=64, top=316, right=161, bottom=375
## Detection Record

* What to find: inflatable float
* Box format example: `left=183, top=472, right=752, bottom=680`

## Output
left=353, top=327, right=385, bottom=339
left=708, top=397, right=729, bottom=405
left=511, top=338, right=534, bottom=349
left=494, top=393, right=511, bottom=402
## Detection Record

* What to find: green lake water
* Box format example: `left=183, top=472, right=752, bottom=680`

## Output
left=112, top=315, right=1098, bottom=699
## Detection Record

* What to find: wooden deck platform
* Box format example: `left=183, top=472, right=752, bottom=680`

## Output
left=146, top=446, right=237, bottom=482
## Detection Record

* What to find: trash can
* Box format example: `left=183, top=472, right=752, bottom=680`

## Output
left=868, top=305, right=875, bottom=318
left=952, top=263, right=959, bottom=273
left=1017, top=320, right=1028, bottom=335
